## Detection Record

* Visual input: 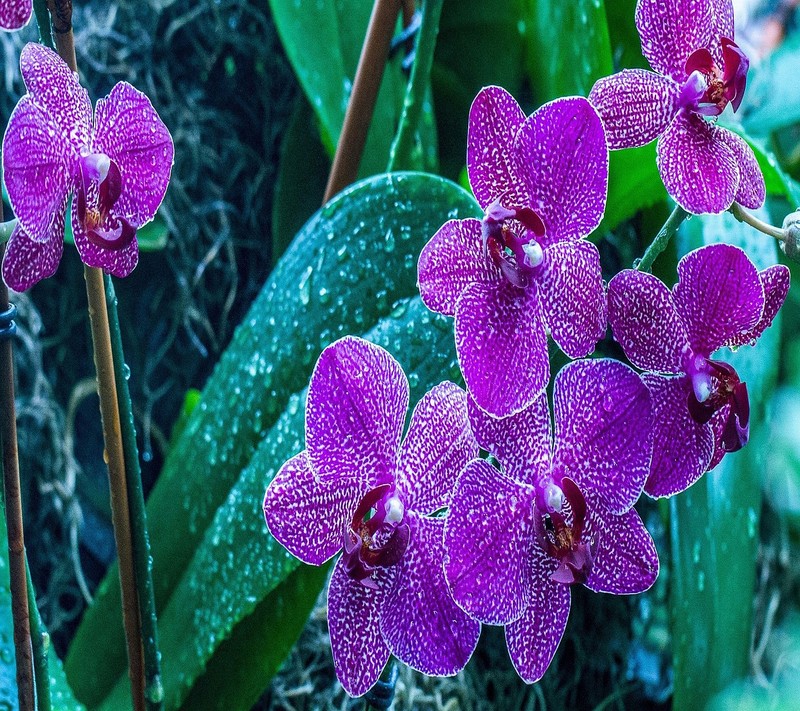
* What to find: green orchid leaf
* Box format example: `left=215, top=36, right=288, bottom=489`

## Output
left=96, top=295, right=461, bottom=710
left=66, top=172, right=479, bottom=707
left=671, top=210, right=784, bottom=711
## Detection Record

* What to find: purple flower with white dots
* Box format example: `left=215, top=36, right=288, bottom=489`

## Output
left=589, top=0, right=764, bottom=214
left=443, top=359, right=658, bottom=683
left=608, top=243, right=789, bottom=497
left=0, top=0, right=30, bottom=31
left=263, top=336, right=480, bottom=697
left=418, top=87, right=608, bottom=418
left=2, top=43, right=174, bottom=291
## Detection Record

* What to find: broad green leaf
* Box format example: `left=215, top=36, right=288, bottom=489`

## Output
left=597, top=143, right=666, bottom=236
left=522, top=0, right=613, bottom=104
left=66, top=172, right=480, bottom=706
left=97, top=296, right=462, bottom=710
left=0, top=497, right=85, bottom=710
left=670, top=211, right=784, bottom=711
left=268, top=0, right=405, bottom=178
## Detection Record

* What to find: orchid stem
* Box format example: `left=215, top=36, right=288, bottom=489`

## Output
left=26, top=562, right=52, bottom=711
left=44, top=2, right=147, bottom=708
left=104, top=274, right=164, bottom=710
left=387, top=0, right=443, bottom=172
left=636, top=205, right=689, bottom=272
left=33, top=0, right=54, bottom=48
left=323, top=0, right=403, bottom=202
left=729, top=201, right=785, bottom=241
left=363, top=657, right=399, bottom=710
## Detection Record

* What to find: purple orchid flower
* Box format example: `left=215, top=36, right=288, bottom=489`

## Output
left=2, top=43, right=174, bottom=291
left=443, top=358, right=658, bottom=683
left=608, top=243, right=790, bottom=497
left=418, top=87, right=608, bottom=418
left=263, top=336, right=481, bottom=697
left=0, top=0, right=31, bottom=31
left=588, top=0, right=764, bottom=214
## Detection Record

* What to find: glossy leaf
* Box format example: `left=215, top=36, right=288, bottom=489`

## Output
left=65, top=172, right=480, bottom=706
left=96, top=296, right=463, bottom=710
left=671, top=210, right=784, bottom=711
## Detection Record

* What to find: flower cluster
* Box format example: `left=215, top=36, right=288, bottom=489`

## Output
left=262, top=0, right=793, bottom=696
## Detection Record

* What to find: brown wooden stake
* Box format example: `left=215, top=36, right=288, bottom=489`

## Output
left=323, top=0, right=403, bottom=203
left=46, top=1, right=146, bottom=708
left=0, top=241, right=34, bottom=711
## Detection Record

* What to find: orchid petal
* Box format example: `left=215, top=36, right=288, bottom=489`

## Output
left=263, top=451, right=360, bottom=566
left=417, top=218, right=501, bottom=316
left=396, top=381, right=478, bottom=515
left=656, top=112, right=739, bottom=214
left=454, top=281, right=548, bottom=418
left=537, top=241, right=606, bottom=359
left=714, top=129, right=765, bottom=209
left=382, top=514, right=480, bottom=676
left=707, top=404, right=729, bottom=471
left=328, top=557, right=395, bottom=697
left=726, top=265, right=790, bottom=348
left=608, top=268, right=689, bottom=373
left=93, top=82, right=174, bottom=227
left=306, top=337, right=408, bottom=488
left=553, top=359, right=653, bottom=514
left=444, top=459, right=537, bottom=625
left=584, top=505, right=659, bottom=594
left=710, top=0, right=735, bottom=47
left=466, top=392, right=552, bottom=488
left=673, top=243, right=763, bottom=355
left=467, top=86, right=528, bottom=210
left=504, top=552, right=570, bottom=684
left=514, top=97, right=608, bottom=243
left=0, top=0, right=30, bottom=30
left=589, top=69, right=680, bottom=149
left=641, top=374, right=714, bottom=498
left=71, top=203, right=139, bottom=277
left=2, top=201, right=65, bottom=292
left=635, top=0, right=717, bottom=81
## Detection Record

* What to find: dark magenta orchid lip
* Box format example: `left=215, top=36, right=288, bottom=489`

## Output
left=682, top=37, right=749, bottom=117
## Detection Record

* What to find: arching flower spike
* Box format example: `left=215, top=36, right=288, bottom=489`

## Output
left=608, top=243, right=789, bottom=497
left=588, top=0, right=764, bottom=214
left=418, top=87, right=608, bottom=418
left=2, top=43, right=174, bottom=290
left=263, top=336, right=480, bottom=697
left=443, top=359, right=658, bottom=683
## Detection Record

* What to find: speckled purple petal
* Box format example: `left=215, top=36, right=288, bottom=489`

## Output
left=328, top=557, right=395, bottom=697
left=454, top=281, right=548, bottom=418
left=395, top=381, right=478, bottom=515
left=656, top=113, right=738, bottom=214
left=727, top=265, right=790, bottom=348
left=714, top=129, right=765, bottom=209
left=635, top=0, right=716, bottom=81
left=673, top=243, right=763, bottom=356
left=382, top=513, right=480, bottom=676
left=71, top=204, right=139, bottom=277
left=537, top=241, right=606, bottom=359
left=553, top=359, right=653, bottom=515
left=642, top=373, right=714, bottom=498
left=417, top=218, right=501, bottom=317
left=504, top=550, right=570, bottom=684
left=93, top=82, right=174, bottom=227
left=444, top=459, right=537, bottom=625
left=2, top=201, right=65, bottom=291
left=0, top=0, right=31, bottom=30
left=607, top=269, right=689, bottom=373
left=710, top=0, right=734, bottom=45
left=18, top=43, right=91, bottom=148
left=589, top=69, right=680, bottom=149
left=306, top=337, right=408, bottom=487
left=3, top=96, right=75, bottom=243
left=514, top=97, right=608, bottom=243
left=467, top=86, right=528, bottom=210
left=584, top=505, right=659, bottom=594
left=466, top=392, right=551, bottom=487
left=656, top=112, right=739, bottom=214
left=263, top=451, right=360, bottom=566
